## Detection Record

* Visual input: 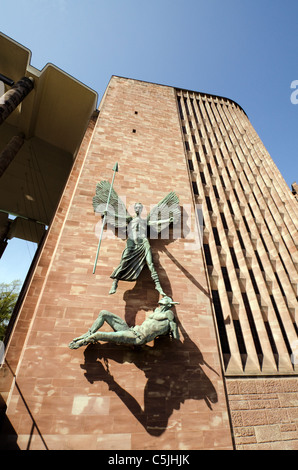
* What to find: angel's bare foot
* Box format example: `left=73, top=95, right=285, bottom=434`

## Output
left=68, top=332, right=90, bottom=349
left=155, top=283, right=166, bottom=296
left=69, top=338, right=87, bottom=349
left=109, top=280, right=118, bottom=295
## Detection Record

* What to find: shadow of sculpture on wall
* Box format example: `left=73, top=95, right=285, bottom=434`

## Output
left=80, top=325, right=218, bottom=437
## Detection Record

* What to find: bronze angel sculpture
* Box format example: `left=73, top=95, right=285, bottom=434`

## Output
left=93, top=181, right=180, bottom=296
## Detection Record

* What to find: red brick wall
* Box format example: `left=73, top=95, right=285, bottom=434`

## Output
left=227, top=377, right=298, bottom=449
left=0, top=77, right=233, bottom=450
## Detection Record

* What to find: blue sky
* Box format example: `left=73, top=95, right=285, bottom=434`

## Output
left=0, top=0, right=297, bottom=284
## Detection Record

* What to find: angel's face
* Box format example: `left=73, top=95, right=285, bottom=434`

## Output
left=134, top=203, right=143, bottom=215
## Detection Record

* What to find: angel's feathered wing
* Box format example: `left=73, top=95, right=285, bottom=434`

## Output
left=147, top=191, right=180, bottom=233
left=92, top=181, right=132, bottom=228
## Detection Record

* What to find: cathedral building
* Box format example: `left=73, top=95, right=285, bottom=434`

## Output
left=0, top=32, right=297, bottom=450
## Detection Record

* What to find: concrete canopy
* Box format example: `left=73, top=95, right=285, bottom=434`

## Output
left=0, top=32, right=98, bottom=240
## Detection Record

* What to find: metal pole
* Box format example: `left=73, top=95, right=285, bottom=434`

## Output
left=93, top=163, right=118, bottom=274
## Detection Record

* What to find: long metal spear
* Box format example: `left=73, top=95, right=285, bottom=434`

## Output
left=93, top=162, right=118, bottom=274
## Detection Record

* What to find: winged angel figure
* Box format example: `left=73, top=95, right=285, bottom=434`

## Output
left=93, top=181, right=180, bottom=296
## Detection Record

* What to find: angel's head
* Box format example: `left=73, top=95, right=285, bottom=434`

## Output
left=134, top=203, right=143, bottom=215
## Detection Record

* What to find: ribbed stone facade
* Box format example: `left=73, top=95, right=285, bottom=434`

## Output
left=176, top=89, right=297, bottom=377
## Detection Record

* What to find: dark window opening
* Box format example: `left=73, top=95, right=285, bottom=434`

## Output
left=242, top=216, right=251, bottom=233
left=196, top=151, right=201, bottom=163
left=190, top=98, right=198, bottom=122
left=184, top=98, right=190, bottom=115
left=192, top=181, right=199, bottom=195
left=249, top=269, right=260, bottom=295
left=213, top=185, right=220, bottom=199
left=255, top=250, right=264, bottom=272
left=211, top=290, right=230, bottom=356
left=203, top=244, right=213, bottom=266
left=260, top=233, right=269, bottom=253
left=253, top=193, right=260, bottom=208
left=264, top=220, right=272, bottom=237
left=242, top=293, right=263, bottom=359
left=220, top=212, right=228, bottom=230
left=229, top=246, right=239, bottom=269
left=264, top=321, right=278, bottom=359
left=200, top=171, right=206, bottom=185
left=278, top=254, right=289, bottom=277
left=205, top=196, right=213, bottom=212
left=270, top=294, right=292, bottom=356
left=227, top=200, right=234, bottom=216
left=233, top=320, right=247, bottom=355
left=233, top=188, right=240, bottom=203
left=237, top=230, right=246, bottom=250
left=177, top=96, right=184, bottom=120
left=188, top=159, right=194, bottom=171
left=248, top=203, right=256, bottom=219
left=221, top=266, right=232, bottom=292
left=220, top=175, right=226, bottom=188
left=213, top=227, right=221, bottom=246
left=274, top=272, right=285, bottom=297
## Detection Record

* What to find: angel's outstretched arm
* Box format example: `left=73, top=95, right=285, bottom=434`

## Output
left=147, top=216, right=174, bottom=227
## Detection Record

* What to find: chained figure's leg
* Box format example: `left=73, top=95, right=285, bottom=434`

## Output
left=69, top=310, right=130, bottom=349
left=109, top=278, right=119, bottom=295
left=76, top=328, right=141, bottom=348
